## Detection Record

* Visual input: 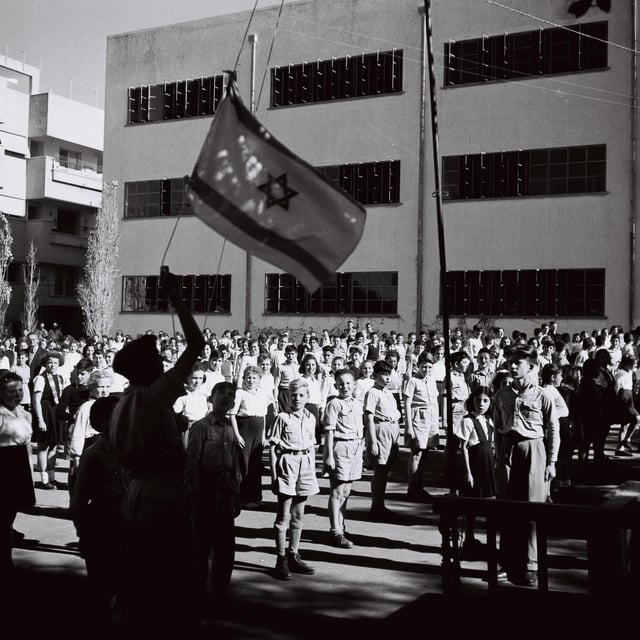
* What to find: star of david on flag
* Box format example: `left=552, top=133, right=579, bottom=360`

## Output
left=187, top=80, right=366, bottom=292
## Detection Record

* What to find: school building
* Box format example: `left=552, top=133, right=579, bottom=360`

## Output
left=103, top=0, right=637, bottom=338
left=0, top=55, right=104, bottom=335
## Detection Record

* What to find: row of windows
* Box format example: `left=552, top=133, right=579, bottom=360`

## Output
left=271, top=49, right=402, bottom=107
left=265, top=272, right=398, bottom=315
left=445, top=269, right=605, bottom=317
left=122, top=275, right=231, bottom=313
left=123, top=161, right=400, bottom=217
left=317, top=160, right=400, bottom=205
left=442, top=144, right=606, bottom=200
left=127, top=75, right=227, bottom=125
left=444, top=21, right=608, bottom=86
left=121, top=269, right=606, bottom=317
left=120, top=272, right=399, bottom=315
left=125, top=20, right=610, bottom=119
left=124, top=179, right=190, bottom=218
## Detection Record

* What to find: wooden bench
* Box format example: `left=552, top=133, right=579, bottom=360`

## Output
left=431, top=482, right=640, bottom=595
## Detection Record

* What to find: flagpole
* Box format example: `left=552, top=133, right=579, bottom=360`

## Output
left=424, top=0, right=455, bottom=493
left=245, top=34, right=258, bottom=335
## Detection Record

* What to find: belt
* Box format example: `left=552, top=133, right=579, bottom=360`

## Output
left=373, top=418, right=399, bottom=424
left=334, top=437, right=359, bottom=442
left=279, top=447, right=312, bottom=455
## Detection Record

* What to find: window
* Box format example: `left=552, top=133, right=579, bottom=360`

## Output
left=271, top=50, right=402, bottom=107
left=444, top=21, right=607, bottom=86
left=54, top=266, right=79, bottom=297
left=317, top=160, right=400, bottom=205
left=121, top=274, right=231, bottom=313
left=264, top=271, right=398, bottom=314
left=55, top=209, right=79, bottom=235
left=442, top=144, right=605, bottom=200
left=127, top=75, right=227, bottom=125
left=444, top=269, right=605, bottom=317
left=124, top=178, right=190, bottom=218
left=59, top=148, right=82, bottom=170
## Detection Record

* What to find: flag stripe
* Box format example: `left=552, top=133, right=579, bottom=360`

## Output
left=189, top=174, right=333, bottom=284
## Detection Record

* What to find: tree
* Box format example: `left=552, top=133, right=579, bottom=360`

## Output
left=77, top=181, right=120, bottom=338
left=0, top=213, right=13, bottom=331
left=20, top=239, right=40, bottom=333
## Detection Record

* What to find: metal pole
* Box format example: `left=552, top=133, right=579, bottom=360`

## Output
left=416, top=7, right=427, bottom=335
left=245, top=33, right=258, bottom=334
left=424, top=0, right=455, bottom=492
left=630, top=1, right=637, bottom=329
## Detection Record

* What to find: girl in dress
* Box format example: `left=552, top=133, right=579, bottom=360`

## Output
left=454, top=385, right=496, bottom=559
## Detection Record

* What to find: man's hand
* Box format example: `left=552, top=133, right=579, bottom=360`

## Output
left=544, top=462, right=556, bottom=482
left=159, top=266, right=181, bottom=302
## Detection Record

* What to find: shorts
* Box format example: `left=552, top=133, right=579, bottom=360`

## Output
left=407, top=407, right=439, bottom=450
left=274, top=451, right=319, bottom=497
left=331, top=439, right=364, bottom=482
left=370, top=421, right=400, bottom=465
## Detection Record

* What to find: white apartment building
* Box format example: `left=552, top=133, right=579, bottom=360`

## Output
left=0, top=55, right=103, bottom=336
left=104, top=0, right=637, bottom=338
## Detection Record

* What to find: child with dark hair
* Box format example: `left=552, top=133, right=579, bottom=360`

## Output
left=364, top=360, right=402, bottom=521
left=274, top=345, right=299, bottom=413
left=403, top=353, right=439, bottom=502
left=455, top=385, right=496, bottom=559
left=70, top=395, right=125, bottom=616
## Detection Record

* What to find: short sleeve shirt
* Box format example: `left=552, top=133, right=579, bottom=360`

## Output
left=270, top=409, right=316, bottom=450
left=363, top=386, right=401, bottom=423
left=323, top=397, right=363, bottom=439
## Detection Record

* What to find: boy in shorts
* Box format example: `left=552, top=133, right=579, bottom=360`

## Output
left=364, top=360, right=402, bottom=521
left=269, top=378, right=319, bottom=580
left=324, top=369, right=364, bottom=548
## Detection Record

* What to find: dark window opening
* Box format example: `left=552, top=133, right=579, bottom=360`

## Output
left=444, top=268, right=605, bottom=317
left=122, top=274, right=231, bottom=313
left=265, top=271, right=398, bottom=315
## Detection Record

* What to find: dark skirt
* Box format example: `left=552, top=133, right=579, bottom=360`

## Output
left=461, top=441, right=496, bottom=498
left=31, top=401, right=65, bottom=447
left=237, top=416, right=265, bottom=503
left=0, top=445, right=36, bottom=510
left=617, top=388, right=639, bottom=424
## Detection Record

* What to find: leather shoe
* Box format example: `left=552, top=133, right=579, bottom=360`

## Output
left=286, top=550, right=315, bottom=575
left=330, top=533, right=353, bottom=549
left=273, top=554, right=291, bottom=581
left=508, top=570, right=538, bottom=587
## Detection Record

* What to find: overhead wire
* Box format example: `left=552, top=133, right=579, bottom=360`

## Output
left=486, top=0, right=640, bottom=55
left=244, top=11, right=639, bottom=111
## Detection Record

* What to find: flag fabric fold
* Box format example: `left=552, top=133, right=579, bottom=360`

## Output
left=187, top=80, right=366, bottom=293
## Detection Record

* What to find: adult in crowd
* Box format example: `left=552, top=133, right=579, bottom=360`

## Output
left=0, top=372, right=35, bottom=577
left=110, top=268, right=204, bottom=636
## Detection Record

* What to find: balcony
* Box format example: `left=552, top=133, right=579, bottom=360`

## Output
left=13, top=218, right=88, bottom=266
left=26, top=156, right=103, bottom=208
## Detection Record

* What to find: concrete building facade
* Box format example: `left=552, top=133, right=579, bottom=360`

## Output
left=104, top=0, right=637, bottom=338
left=0, top=55, right=103, bottom=335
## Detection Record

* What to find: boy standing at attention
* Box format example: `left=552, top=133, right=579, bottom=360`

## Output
left=185, top=382, right=242, bottom=600
left=364, top=360, right=402, bottom=521
left=269, top=379, right=319, bottom=580
left=324, top=369, right=364, bottom=548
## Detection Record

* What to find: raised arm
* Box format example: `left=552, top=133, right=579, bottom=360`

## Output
left=161, top=267, right=205, bottom=381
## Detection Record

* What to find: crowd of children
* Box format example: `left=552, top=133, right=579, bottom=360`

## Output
left=6, top=315, right=640, bottom=616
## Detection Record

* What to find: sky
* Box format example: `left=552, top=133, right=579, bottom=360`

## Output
left=0, top=0, right=281, bottom=107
